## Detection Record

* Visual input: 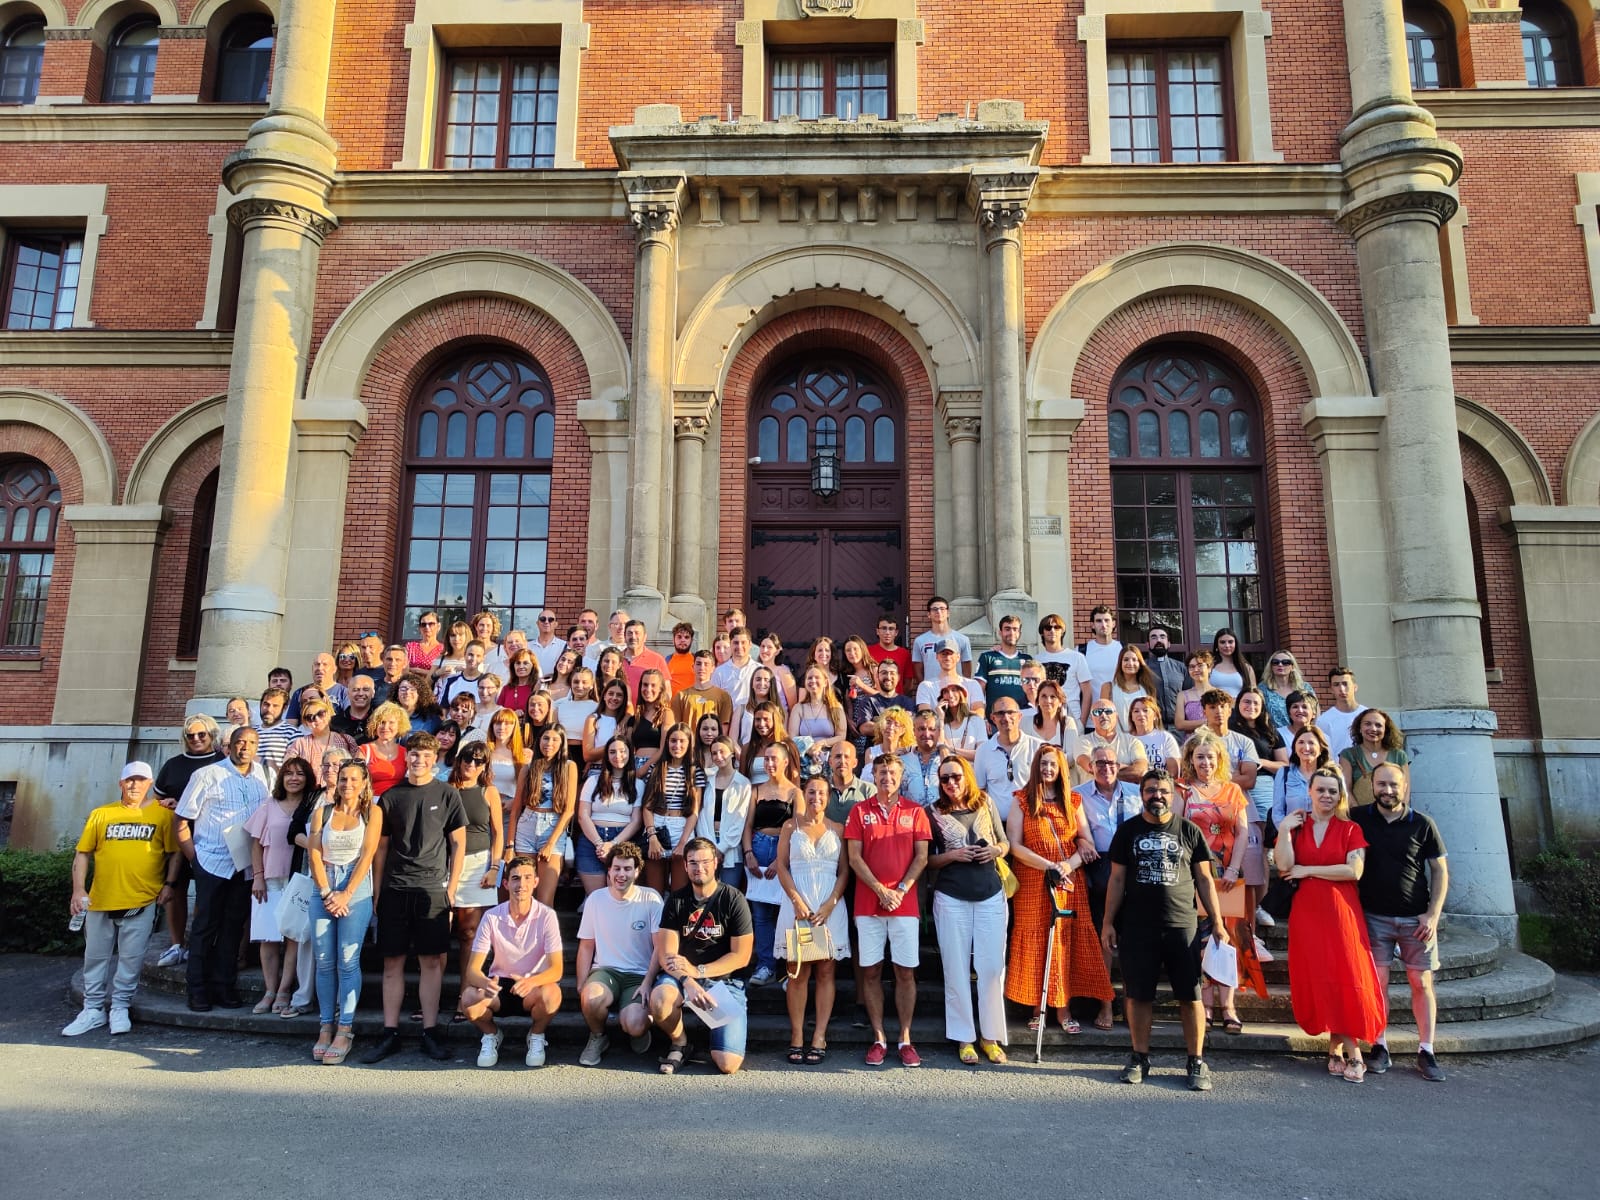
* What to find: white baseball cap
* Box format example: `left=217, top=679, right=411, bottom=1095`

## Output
left=120, top=761, right=154, bottom=781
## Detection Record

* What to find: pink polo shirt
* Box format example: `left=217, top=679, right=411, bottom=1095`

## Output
left=470, top=899, right=562, bottom=977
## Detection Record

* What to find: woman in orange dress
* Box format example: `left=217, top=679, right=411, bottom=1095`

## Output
left=1176, top=730, right=1264, bottom=1034
left=1004, top=744, right=1114, bottom=1033
left=1273, top=766, right=1388, bottom=1084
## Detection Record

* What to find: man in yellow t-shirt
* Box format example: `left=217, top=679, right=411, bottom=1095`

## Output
left=63, top=762, right=180, bottom=1038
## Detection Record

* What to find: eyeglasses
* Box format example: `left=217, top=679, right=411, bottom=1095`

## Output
left=420, top=620, right=439, bottom=628
left=992, top=709, right=1020, bottom=719
left=1093, top=759, right=1118, bottom=770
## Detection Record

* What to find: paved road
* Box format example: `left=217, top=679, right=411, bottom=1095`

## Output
left=3, top=954, right=1595, bottom=1199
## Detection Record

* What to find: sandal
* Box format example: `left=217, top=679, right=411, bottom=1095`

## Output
left=978, top=1039, right=1008, bottom=1065
left=279, top=1003, right=306, bottom=1019
left=659, top=1042, right=689, bottom=1075
left=272, top=995, right=293, bottom=1017
left=958, top=1043, right=979, bottom=1065
left=787, top=1046, right=807, bottom=1065
left=312, top=1025, right=334, bottom=1062
left=1342, top=1059, right=1367, bottom=1084
left=1093, top=1011, right=1115, bottom=1032
left=252, top=991, right=278, bottom=1015
left=1027, top=1014, right=1043, bottom=1033
left=804, top=1046, right=828, bottom=1065
left=1327, top=1053, right=1347, bottom=1075
left=1060, top=1016, right=1082, bottom=1035
left=1222, top=1015, right=1244, bottom=1035
left=323, top=1027, right=354, bottom=1065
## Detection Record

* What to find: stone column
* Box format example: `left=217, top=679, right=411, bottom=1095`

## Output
left=193, top=0, right=339, bottom=710
left=1300, top=397, right=1401, bottom=704
left=669, top=391, right=714, bottom=634
left=1503, top=506, right=1600, bottom=740
left=969, top=168, right=1040, bottom=639
left=1026, top=397, right=1084, bottom=622
left=618, top=170, right=687, bottom=637
left=280, top=406, right=368, bottom=670
left=580, top=415, right=631, bottom=615
left=1339, top=0, right=1516, bottom=938
left=937, top=391, right=984, bottom=629
left=51, top=505, right=169, bottom=725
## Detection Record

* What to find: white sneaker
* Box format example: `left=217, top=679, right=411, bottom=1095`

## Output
left=62, top=1008, right=107, bottom=1037
left=108, top=1008, right=132, bottom=1035
left=525, top=1033, right=547, bottom=1067
left=1253, top=935, right=1275, bottom=963
left=750, top=966, right=775, bottom=987
left=1254, top=908, right=1275, bottom=928
left=476, top=1030, right=503, bottom=1068
left=156, top=944, right=187, bottom=968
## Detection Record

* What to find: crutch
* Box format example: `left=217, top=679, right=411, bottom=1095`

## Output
left=1034, top=871, right=1077, bottom=1063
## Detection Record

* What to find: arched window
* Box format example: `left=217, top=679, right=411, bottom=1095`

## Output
left=1404, top=2, right=1459, bottom=90
left=103, top=17, right=159, bottom=104
left=399, top=348, right=555, bottom=637
left=0, top=457, right=60, bottom=650
left=214, top=15, right=274, bottom=103
left=1523, top=0, right=1581, bottom=88
left=1108, top=345, right=1271, bottom=654
left=176, top=468, right=218, bottom=658
left=0, top=17, right=45, bottom=105
left=751, top=357, right=898, bottom=466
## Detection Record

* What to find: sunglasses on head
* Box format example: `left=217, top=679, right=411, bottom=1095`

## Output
left=358, top=630, right=380, bottom=640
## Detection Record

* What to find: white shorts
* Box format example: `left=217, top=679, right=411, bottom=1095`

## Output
left=855, top=915, right=920, bottom=969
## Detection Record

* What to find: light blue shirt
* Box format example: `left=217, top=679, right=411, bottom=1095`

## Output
left=1073, top=778, right=1143, bottom=853
left=176, top=759, right=269, bottom=879
left=898, top=749, right=942, bottom=808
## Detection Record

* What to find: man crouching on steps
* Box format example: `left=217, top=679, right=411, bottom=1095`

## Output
left=460, top=854, right=564, bottom=1068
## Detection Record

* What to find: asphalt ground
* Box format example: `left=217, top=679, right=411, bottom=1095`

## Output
left=2, top=954, right=1594, bottom=1200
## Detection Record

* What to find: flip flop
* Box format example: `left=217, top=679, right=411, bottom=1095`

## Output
left=1093, top=1012, right=1115, bottom=1031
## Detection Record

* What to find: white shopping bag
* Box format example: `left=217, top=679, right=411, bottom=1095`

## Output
left=1201, top=936, right=1239, bottom=988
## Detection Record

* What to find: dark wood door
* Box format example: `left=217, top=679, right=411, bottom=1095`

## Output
left=745, top=354, right=907, bottom=648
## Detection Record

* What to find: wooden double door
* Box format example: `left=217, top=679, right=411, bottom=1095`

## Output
left=744, top=354, right=907, bottom=649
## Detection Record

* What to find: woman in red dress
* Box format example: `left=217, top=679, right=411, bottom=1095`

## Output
left=1274, top=766, right=1388, bottom=1083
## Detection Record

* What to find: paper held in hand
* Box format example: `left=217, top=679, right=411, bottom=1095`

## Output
left=1201, top=937, right=1239, bottom=988
left=684, top=980, right=736, bottom=1028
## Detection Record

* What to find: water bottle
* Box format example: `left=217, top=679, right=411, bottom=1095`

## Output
left=68, top=901, right=87, bottom=932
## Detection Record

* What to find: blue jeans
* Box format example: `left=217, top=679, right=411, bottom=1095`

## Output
left=749, top=831, right=780, bottom=975
left=311, top=864, right=372, bottom=1027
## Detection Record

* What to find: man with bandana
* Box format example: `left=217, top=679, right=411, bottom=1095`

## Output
left=1102, top=768, right=1230, bottom=1093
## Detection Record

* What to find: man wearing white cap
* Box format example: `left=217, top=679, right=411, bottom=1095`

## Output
left=63, top=762, right=180, bottom=1036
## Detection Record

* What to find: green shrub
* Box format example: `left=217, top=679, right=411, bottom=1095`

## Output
left=1521, top=834, right=1600, bottom=971
left=0, top=847, right=80, bottom=955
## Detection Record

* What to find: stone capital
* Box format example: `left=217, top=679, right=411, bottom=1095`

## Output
left=1300, top=395, right=1387, bottom=454
left=937, top=388, right=983, bottom=441
left=621, top=173, right=688, bottom=243
left=968, top=169, right=1038, bottom=245
left=227, top=196, right=338, bottom=241
left=1338, top=186, right=1459, bottom=237
left=673, top=388, right=717, bottom=425
left=673, top=414, right=711, bottom=441
left=61, top=504, right=171, bottom=545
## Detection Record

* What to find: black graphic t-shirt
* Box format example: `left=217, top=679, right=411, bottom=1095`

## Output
left=661, top=882, right=753, bottom=971
left=1108, top=814, right=1209, bottom=931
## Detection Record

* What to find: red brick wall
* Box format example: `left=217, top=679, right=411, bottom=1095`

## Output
left=1065, top=291, right=1339, bottom=683
left=309, top=223, right=634, bottom=360
left=1459, top=435, right=1537, bottom=738
left=0, top=425, right=81, bottom=723
left=0, top=145, right=234, bottom=328
left=330, top=296, right=595, bottom=640
left=133, top=433, right=220, bottom=726
left=1454, top=130, right=1600, bottom=326
left=1463, top=19, right=1526, bottom=86
left=716, top=306, right=936, bottom=622
left=1451, top=364, right=1600, bottom=503
left=324, top=0, right=409, bottom=171
left=1023, top=215, right=1367, bottom=353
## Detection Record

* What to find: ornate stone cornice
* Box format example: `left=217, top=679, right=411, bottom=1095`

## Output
left=673, top=388, right=717, bottom=424
left=620, top=172, right=687, bottom=243
left=157, top=26, right=209, bottom=39
left=798, top=0, right=860, bottom=13
left=1466, top=8, right=1522, bottom=23
left=1338, top=187, right=1458, bottom=237
left=227, top=197, right=338, bottom=239
left=43, top=28, right=94, bottom=41
left=968, top=169, right=1038, bottom=244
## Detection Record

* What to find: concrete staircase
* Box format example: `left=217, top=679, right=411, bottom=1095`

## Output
left=75, top=904, right=1600, bottom=1060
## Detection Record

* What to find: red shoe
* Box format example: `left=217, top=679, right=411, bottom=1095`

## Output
left=864, top=1041, right=888, bottom=1066
left=898, top=1043, right=922, bottom=1068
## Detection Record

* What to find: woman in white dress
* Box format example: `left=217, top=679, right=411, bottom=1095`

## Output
left=774, top=774, right=851, bottom=1066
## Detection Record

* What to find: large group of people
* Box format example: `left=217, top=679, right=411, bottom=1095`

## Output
left=62, top=602, right=1450, bottom=1086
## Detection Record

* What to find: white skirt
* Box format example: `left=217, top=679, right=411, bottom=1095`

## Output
left=454, top=849, right=499, bottom=908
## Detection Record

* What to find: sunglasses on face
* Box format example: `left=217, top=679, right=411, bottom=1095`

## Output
left=1091, top=708, right=1116, bottom=717
left=938, top=773, right=963, bottom=784
left=538, top=616, right=556, bottom=623
left=1270, top=658, right=1292, bottom=666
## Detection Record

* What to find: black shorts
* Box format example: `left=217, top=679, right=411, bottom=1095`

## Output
left=376, top=888, right=453, bottom=958
left=1117, top=925, right=1203, bottom=1004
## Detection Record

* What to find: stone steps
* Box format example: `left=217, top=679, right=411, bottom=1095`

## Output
left=75, top=925, right=1600, bottom=1057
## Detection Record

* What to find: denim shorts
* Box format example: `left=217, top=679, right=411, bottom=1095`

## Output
left=576, top=825, right=630, bottom=876
left=1366, top=913, right=1440, bottom=973
left=663, top=976, right=747, bottom=1058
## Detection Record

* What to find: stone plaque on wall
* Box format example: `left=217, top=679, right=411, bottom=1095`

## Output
left=1030, top=515, right=1062, bottom=537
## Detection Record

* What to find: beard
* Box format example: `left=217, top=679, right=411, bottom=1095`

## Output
left=1144, top=799, right=1170, bottom=818
left=1147, top=644, right=1168, bottom=659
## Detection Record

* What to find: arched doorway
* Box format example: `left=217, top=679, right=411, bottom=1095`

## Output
left=745, top=353, right=907, bottom=647
left=1107, top=343, right=1274, bottom=657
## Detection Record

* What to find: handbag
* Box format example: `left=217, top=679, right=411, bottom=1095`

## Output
left=785, top=919, right=834, bottom=979
left=274, top=872, right=315, bottom=943
left=985, top=799, right=1020, bottom=899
